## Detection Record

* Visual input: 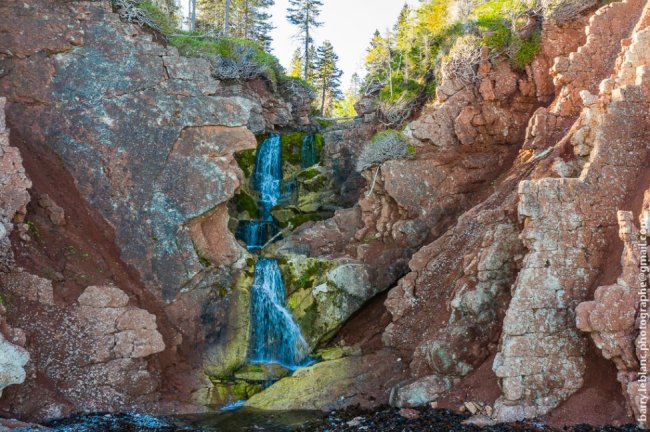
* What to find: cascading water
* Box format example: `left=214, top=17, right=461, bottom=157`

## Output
left=240, top=133, right=283, bottom=251
left=253, top=133, right=282, bottom=220
left=300, top=133, right=318, bottom=168
left=242, top=133, right=310, bottom=369
left=248, top=258, right=310, bottom=368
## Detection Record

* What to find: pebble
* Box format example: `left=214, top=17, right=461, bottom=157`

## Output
left=398, top=408, right=420, bottom=420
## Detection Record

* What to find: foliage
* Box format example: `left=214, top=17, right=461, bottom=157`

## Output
left=287, top=0, right=324, bottom=81
left=196, top=0, right=276, bottom=49
left=333, top=73, right=361, bottom=118
left=138, top=1, right=179, bottom=34
left=356, top=130, right=414, bottom=172
left=289, top=49, right=304, bottom=78
left=511, top=31, right=541, bottom=70
left=360, top=0, right=545, bottom=122
left=313, top=41, right=343, bottom=116
left=169, top=35, right=284, bottom=82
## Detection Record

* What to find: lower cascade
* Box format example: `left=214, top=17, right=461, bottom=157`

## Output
left=244, top=133, right=311, bottom=369
left=248, top=258, right=310, bottom=368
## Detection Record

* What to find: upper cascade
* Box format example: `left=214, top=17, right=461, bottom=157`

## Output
left=253, top=133, right=283, bottom=221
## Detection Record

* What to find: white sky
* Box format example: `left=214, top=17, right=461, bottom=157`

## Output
left=269, top=0, right=416, bottom=89
left=179, top=0, right=417, bottom=90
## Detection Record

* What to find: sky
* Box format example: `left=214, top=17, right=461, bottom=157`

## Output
left=269, top=0, right=416, bottom=90
left=179, top=0, right=416, bottom=91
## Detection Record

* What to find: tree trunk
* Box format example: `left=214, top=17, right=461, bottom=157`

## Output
left=321, top=82, right=327, bottom=115
left=304, top=9, right=310, bottom=81
left=190, top=0, right=196, bottom=31
left=244, top=0, right=249, bottom=39
left=224, top=0, right=231, bottom=37
left=387, top=30, right=393, bottom=98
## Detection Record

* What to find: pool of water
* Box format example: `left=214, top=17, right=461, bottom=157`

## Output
left=42, top=409, right=323, bottom=432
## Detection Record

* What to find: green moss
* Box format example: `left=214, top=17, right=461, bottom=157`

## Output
left=313, top=133, right=325, bottom=159
left=234, top=187, right=258, bottom=219
left=280, top=132, right=305, bottom=166
left=169, top=36, right=284, bottom=84
left=139, top=1, right=178, bottom=34
left=511, top=31, right=541, bottom=70
left=288, top=213, right=329, bottom=229
left=407, top=143, right=417, bottom=156
left=235, top=149, right=256, bottom=178
left=316, top=119, right=333, bottom=129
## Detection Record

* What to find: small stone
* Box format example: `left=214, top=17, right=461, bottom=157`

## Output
left=465, top=401, right=479, bottom=415
left=346, top=417, right=364, bottom=427
left=485, top=405, right=493, bottom=417
left=399, top=408, right=420, bottom=420
left=429, top=401, right=438, bottom=409
left=462, top=415, right=497, bottom=427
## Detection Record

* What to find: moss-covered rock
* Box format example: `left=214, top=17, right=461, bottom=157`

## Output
left=278, top=255, right=378, bottom=350
left=245, top=355, right=367, bottom=411
left=203, top=258, right=256, bottom=380
left=234, top=185, right=258, bottom=220
left=281, top=132, right=305, bottom=166
left=235, top=148, right=257, bottom=179
left=233, top=363, right=291, bottom=382
left=316, top=345, right=363, bottom=361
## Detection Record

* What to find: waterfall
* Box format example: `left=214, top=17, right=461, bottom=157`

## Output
left=240, top=133, right=310, bottom=369
left=252, top=133, right=282, bottom=220
left=248, top=258, right=310, bottom=368
left=300, top=133, right=318, bottom=168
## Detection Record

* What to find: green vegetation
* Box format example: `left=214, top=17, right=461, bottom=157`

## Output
left=169, top=35, right=284, bottom=83
left=139, top=1, right=178, bottom=34
left=362, top=0, right=544, bottom=114
left=234, top=149, right=256, bottom=178
left=356, top=130, right=414, bottom=172
left=119, top=1, right=287, bottom=84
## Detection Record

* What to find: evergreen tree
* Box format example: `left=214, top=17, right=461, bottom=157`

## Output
left=196, top=0, right=274, bottom=47
left=334, top=72, right=361, bottom=118
left=364, top=30, right=390, bottom=85
left=287, top=0, right=323, bottom=81
left=289, top=49, right=304, bottom=78
left=313, top=41, right=343, bottom=116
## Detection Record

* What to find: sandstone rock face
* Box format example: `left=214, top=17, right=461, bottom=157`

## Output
left=493, top=5, right=650, bottom=421
left=576, top=200, right=650, bottom=424
left=0, top=0, right=307, bottom=303
left=0, top=97, right=31, bottom=399
left=0, top=97, right=30, bottom=268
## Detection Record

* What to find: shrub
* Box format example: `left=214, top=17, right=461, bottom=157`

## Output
left=139, top=1, right=178, bottom=34
left=169, top=36, right=284, bottom=83
left=441, top=35, right=482, bottom=83
left=356, top=130, right=414, bottom=172
left=510, top=31, right=541, bottom=70
left=111, top=0, right=164, bottom=34
left=542, top=0, right=596, bottom=23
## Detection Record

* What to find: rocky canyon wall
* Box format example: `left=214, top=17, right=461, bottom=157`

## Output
left=0, top=0, right=312, bottom=420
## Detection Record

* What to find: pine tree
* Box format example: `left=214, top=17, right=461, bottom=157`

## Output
left=196, top=0, right=274, bottom=47
left=289, top=49, right=304, bottom=78
left=287, top=0, right=323, bottom=81
left=314, top=41, right=343, bottom=116
left=364, top=30, right=390, bottom=85
left=334, top=73, right=361, bottom=118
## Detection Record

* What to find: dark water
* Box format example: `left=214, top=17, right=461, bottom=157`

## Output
left=31, top=406, right=646, bottom=432
left=41, top=409, right=321, bottom=432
